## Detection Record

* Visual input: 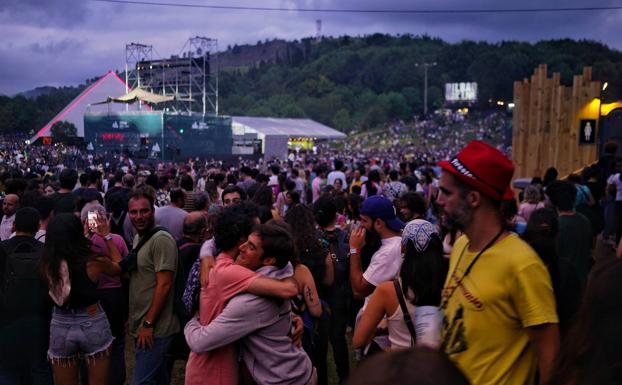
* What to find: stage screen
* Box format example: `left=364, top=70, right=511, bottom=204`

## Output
left=445, top=82, right=478, bottom=102
left=84, top=111, right=232, bottom=159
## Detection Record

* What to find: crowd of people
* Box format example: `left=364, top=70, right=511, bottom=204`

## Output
left=0, top=131, right=620, bottom=385
left=332, top=111, right=509, bottom=165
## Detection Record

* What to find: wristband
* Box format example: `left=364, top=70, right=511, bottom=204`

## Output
left=349, top=247, right=360, bottom=255
left=104, top=234, right=113, bottom=241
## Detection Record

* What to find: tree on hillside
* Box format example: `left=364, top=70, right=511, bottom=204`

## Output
left=4, top=36, right=622, bottom=133
left=51, top=120, right=77, bottom=138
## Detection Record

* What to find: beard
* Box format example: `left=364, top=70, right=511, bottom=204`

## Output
left=442, top=200, right=473, bottom=231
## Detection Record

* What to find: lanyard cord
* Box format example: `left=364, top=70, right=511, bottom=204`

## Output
left=441, top=228, right=506, bottom=309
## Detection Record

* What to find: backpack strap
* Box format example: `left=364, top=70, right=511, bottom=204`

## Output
left=393, top=279, right=417, bottom=346
left=119, top=226, right=168, bottom=273
left=179, top=242, right=200, bottom=251
left=133, top=226, right=167, bottom=253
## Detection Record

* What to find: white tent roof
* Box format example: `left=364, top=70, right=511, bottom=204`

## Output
left=232, top=116, right=346, bottom=139
left=92, top=88, right=194, bottom=105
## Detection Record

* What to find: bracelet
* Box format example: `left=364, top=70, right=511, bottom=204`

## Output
left=143, top=320, right=154, bottom=329
left=349, top=247, right=359, bottom=255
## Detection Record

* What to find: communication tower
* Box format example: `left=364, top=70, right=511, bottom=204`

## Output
left=316, top=19, right=322, bottom=41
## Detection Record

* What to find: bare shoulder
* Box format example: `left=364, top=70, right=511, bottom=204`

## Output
left=295, top=263, right=311, bottom=275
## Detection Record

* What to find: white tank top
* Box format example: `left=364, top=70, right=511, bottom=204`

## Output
left=386, top=281, right=443, bottom=349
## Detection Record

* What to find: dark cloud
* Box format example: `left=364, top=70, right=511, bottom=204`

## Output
left=0, top=0, right=620, bottom=94
left=0, top=0, right=88, bottom=27
left=29, top=38, right=86, bottom=55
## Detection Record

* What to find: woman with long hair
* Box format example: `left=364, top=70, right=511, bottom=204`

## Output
left=361, top=170, right=382, bottom=199
left=252, top=184, right=279, bottom=222
left=548, top=258, right=622, bottom=385
left=353, top=219, right=447, bottom=350
left=421, top=171, right=439, bottom=221
left=284, top=204, right=334, bottom=293
left=41, top=213, right=122, bottom=385
left=345, top=193, right=363, bottom=230
left=284, top=204, right=333, bottom=385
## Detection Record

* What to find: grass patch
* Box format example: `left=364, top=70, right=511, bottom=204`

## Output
left=125, top=331, right=357, bottom=385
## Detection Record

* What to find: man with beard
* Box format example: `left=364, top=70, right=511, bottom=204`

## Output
left=0, top=194, right=19, bottom=241
left=126, top=186, right=180, bottom=385
left=349, top=195, right=404, bottom=301
left=436, top=141, right=559, bottom=385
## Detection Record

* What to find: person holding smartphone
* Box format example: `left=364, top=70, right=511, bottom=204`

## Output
left=81, top=202, right=130, bottom=385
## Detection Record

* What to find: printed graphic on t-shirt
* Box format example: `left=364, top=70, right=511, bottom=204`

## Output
left=442, top=305, right=467, bottom=355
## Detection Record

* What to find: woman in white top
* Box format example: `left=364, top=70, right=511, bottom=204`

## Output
left=353, top=220, right=447, bottom=350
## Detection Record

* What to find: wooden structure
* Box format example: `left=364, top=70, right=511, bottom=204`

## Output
left=512, top=65, right=602, bottom=178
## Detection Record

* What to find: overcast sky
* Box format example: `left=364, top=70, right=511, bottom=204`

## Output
left=0, top=0, right=620, bottom=95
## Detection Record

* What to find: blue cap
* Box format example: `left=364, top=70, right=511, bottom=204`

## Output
left=360, top=195, right=405, bottom=232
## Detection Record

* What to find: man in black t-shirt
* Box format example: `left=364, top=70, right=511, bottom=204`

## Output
left=0, top=208, right=53, bottom=385
left=546, top=180, right=590, bottom=331
left=50, top=168, right=78, bottom=214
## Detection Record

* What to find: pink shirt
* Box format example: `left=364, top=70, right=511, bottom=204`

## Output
left=89, top=233, right=128, bottom=289
left=518, top=202, right=544, bottom=223
left=312, top=177, right=324, bottom=203
left=185, top=254, right=258, bottom=385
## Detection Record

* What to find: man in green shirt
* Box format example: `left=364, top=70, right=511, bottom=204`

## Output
left=127, top=186, right=180, bottom=385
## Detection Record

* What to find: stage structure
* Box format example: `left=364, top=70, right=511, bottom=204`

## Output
left=84, top=111, right=232, bottom=160
left=125, top=37, right=218, bottom=115
left=125, top=43, right=153, bottom=94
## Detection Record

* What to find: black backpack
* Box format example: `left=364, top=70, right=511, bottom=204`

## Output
left=106, top=190, right=129, bottom=244
left=175, top=241, right=200, bottom=326
left=1, top=240, right=46, bottom=316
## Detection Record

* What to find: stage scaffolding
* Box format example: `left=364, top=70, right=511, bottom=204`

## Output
left=124, top=37, right=218, bottom=116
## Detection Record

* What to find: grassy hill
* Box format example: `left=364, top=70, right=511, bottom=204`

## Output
left=1, top=35, right=621, bottom=134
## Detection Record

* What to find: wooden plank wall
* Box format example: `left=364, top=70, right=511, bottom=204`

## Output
left=512, top=64, right=601, bottom=178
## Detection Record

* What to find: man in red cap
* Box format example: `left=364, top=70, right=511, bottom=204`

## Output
left=436, top=141, right=559, bottom=385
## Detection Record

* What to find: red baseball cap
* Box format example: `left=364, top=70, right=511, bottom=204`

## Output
left=438, top=141, right=514, bottom=202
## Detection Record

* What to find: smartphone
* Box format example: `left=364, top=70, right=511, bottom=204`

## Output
left=88, top=211, right=97, bottom=232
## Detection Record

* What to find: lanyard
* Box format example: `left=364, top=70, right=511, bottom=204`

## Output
left=441, top=228, right=506, bottom=310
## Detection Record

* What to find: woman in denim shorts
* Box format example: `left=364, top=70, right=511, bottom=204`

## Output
left=41, top=213, right=123, bottom=385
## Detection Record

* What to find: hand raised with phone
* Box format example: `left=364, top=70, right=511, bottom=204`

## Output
left=93, top=211, right=112, bottom=237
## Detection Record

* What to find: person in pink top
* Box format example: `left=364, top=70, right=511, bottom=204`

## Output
left=518, top=184, right=545, bottom=222
left=185, top=203, right=298, bottom=385
left=312, top=166, right=328, bottom=203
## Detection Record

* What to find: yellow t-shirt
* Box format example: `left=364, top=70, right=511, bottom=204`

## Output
left=349, top=180, right=364, bottom=193
left=441, top=233, right=558, bottom=385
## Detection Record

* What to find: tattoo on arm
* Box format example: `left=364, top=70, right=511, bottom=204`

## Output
left=306, top=286, right=314, bottom=303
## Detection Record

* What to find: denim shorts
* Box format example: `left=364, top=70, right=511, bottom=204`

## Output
left=48, top=303, right=114, bottom=364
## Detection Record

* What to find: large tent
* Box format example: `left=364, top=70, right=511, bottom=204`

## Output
left=232, top=116, right=346, bottom=158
